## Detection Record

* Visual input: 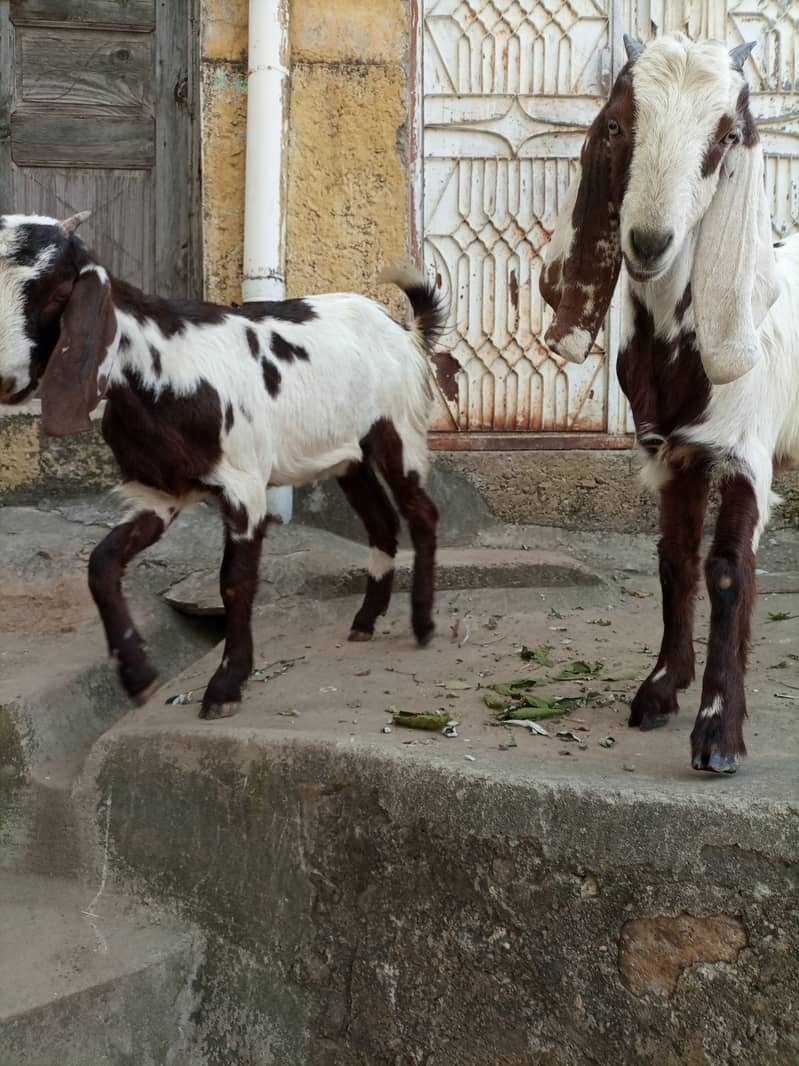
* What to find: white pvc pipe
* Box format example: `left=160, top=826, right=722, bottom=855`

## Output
left=243, top=0, right=293, bottom=524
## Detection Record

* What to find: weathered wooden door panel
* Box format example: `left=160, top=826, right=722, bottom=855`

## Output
left=0, top=0, right=199, bottom=298
left=422, top=0, right=799, bottom=443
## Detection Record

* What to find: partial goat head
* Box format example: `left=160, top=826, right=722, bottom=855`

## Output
left=0, top=211, right=119, bottom=434
left=541, top=33, right=780, bottom=383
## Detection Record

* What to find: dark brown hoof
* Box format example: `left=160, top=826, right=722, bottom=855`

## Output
left=691, top=750, right=741, bottom=774
left=415, top=626, right=434, bottom=648
left=629, top=678, right=679, bottom=729
left=348, top=629, right=373, bottom=643
left=199, top=701, right=239, bottom=720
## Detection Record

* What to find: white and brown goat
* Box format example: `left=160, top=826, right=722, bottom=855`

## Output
left=541, top=33, right=799, bottom=772
left=0, top=214, right=445, bottom=718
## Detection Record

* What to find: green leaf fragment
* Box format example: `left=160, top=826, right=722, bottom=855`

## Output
left=390, top=709, right=454, bottom=731
left=520, top=645, right=554, bottom=667
left=550, top=660, right=602, bottom=680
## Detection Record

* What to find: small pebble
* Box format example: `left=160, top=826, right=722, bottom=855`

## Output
left=382, top=726, right=392, bottom=734
left=464, top=754, right=476, bottom=762
left=623, top=763, right=636, bottom=772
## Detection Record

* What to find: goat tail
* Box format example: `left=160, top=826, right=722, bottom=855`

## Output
left=379, top=265, right=448, bottom=355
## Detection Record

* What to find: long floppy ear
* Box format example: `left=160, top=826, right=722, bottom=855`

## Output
left=539, top=99, right=624, bottom=363
left=40, top=265, right=119, bottom=436
left=692, top=100, right=780, bottom=384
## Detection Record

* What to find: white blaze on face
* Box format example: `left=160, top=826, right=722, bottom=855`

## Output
left=621, top=35, right=745, bottom=271
left=0, top=216, right=60, bottom=397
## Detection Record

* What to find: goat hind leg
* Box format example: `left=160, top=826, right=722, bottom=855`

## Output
left=386, top=472, right=438, bottom=646
left=630, top=461, right=709, bottom=730
left=88, top=510, right=167, bottom=703
left=337, top=462, right=400, bottom=641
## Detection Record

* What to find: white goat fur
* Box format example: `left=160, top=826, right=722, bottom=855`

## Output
left=112, top=295, right=433, bottom=532
left=619, top=36, right=799, bottom=547
left=0, top=217, right=436, bottom=539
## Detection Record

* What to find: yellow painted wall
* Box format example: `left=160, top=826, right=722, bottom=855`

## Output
left=200, top=0, right=413, bottom=310
left=201, top=0, right=249, bottom=304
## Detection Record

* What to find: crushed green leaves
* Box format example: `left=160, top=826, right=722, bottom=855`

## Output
left=520, top=645, right=554, bottom=667
left=389, top=708, right=453, bottom=731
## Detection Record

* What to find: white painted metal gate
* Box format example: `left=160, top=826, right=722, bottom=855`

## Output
left=419, top=0, right=799, bottom=446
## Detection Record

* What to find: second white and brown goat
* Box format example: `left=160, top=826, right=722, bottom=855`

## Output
left=541, top=32, right=799, bottom=773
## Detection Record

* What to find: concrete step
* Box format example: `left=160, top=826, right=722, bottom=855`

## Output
left=74, top=584, right=799, bottom=1066
left=0, top=873, right=199, bottom=1066
left=164, top=544, right=601, bottom=616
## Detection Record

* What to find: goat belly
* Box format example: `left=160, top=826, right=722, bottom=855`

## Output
left=268, top=442, right=363, bottom=487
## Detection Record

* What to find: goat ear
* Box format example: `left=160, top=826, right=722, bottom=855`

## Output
left=39, top=266, right=119, bottom=437
left=692, top=134, right=780, bottom=385
left=539, top=103, right=623, bottom=364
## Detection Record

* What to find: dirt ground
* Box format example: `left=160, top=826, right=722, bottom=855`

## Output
left=3, top=495, right=799, bottom=798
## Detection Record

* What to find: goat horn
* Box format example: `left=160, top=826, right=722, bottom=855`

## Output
left=59, top=210, right=92, bottom=236
left=729, top=40, right=756, bottom=73
left=623, top=34, right=645, bottom=63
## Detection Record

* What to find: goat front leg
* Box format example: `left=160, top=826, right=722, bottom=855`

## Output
left=630, top=460, right=709, bottom=730
left=200, top=512, right=266, bottom=720
left=88, top=511, right=166, bottom=703
left=691, top=474, right=758, bottom=774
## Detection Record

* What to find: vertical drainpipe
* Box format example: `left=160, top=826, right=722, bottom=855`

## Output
left=243, top=0, right=293, bottom=524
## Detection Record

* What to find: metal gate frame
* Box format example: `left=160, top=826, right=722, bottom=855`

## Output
left=410, top=0, right=634, bottom=452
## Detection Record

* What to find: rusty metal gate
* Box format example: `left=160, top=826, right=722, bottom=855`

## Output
left=416, top=0, right=799, bottom=449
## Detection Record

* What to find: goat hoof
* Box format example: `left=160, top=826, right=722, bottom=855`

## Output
left=692, top=749, right=740, bottom=774
left=638, top=714, right=671, bottom=732
left=132, top=678, right=160, bottom=707
left=414, top=624, right=435, bottom=648
left=199, top=701, right=239, bottom=720
left=629, top=679, right=678, bottom=729
left=348, top=629, right=373, bottom=642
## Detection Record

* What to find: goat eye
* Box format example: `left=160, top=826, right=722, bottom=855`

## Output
left=722, top=130, right=740, bottom=146
left=608, top=119, right=621, bottom=136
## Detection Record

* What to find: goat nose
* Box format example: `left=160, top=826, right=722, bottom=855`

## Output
left=630, top=228, right=673, bottom=262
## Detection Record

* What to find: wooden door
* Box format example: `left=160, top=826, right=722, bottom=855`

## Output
left=0, top=0, right=200, bottom=298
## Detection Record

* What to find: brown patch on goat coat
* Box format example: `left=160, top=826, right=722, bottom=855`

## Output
left=540, top=64, right=635, bottom=357
left=149, top=344, right=162, bottom=378
left=103, top=374, right=224, bottom=497
left=111, top=278, right=318, bottom=340
left=701, top=87, right=759, bottom=178
left=431, top=351, right=460, bottom=402
left=246, top=326, right=260, bottom=358
left=270, top=332, right=309, bottom=363
left=261, top=358, right=281, bottom=398
left=617, top=294, right=710, bottom=443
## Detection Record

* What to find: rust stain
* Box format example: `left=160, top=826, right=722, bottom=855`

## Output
left=619, top=914, right=747, bottom=999
left=432, top=351, right=461, bottom=403
left=509, top=269, right=519, bottom=310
